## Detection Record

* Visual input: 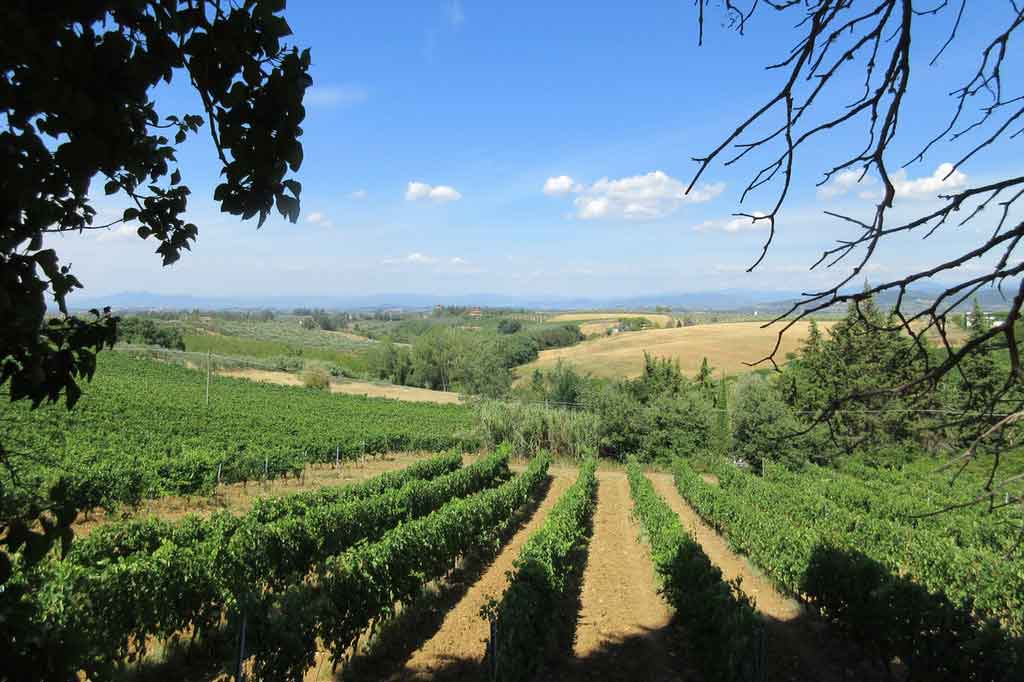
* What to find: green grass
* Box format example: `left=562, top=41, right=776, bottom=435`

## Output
left=159, top=316, right=373, bottom=375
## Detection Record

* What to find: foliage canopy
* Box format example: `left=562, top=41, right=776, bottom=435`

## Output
left=1, top=0, right=311, bottom=581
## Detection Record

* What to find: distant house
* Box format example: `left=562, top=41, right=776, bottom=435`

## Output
left=468, top=307, right=482, bottom=319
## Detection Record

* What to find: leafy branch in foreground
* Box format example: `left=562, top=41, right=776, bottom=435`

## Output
left=1, top=0, right=312, bottom=576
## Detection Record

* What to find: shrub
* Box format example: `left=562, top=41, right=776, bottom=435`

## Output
left=269, top=355, right=305, bottom=372
left=497, top=319, right=523, bottom=334
left=474, top=401, right=599, bottom=459
left=301, top=365, right=331, bottom=391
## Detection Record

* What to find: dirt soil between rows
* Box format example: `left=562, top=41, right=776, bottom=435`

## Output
left=71, top=453, right=442, bottom=537
left=648, top=473, right=887, bottom=682
left=387, top=474, right=576, bottom=681
left=539, top=471, right=695, bottom=682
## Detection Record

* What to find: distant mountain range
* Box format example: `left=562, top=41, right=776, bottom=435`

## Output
left=66, top=284, right=1014, bottom=314
left=65, top=289, right=807, bottom=313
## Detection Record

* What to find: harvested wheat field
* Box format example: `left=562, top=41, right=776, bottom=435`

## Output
left=518, top=320, right=835, bottom=380
left=217, top=368, right=462, bottom=404
left=548, top=311, right=674, bottom=327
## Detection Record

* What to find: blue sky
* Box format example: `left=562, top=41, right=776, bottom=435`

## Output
left=58, top=1, right=1023, bottom=301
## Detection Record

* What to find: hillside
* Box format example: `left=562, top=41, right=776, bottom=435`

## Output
left=516, top=321, right=834, bottom=380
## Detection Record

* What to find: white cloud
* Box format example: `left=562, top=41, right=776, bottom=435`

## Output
left=380, top=253, right=481, bottom=272
left=893, top=162, right=968, bottom=198
left=305, top=85, right=368, bottom=108
left=577, top=196, right=611, bottom=220
left=692, top=211, right=768, bottom=233
left=349, top=190, right=368, bottom=200
left=819, top=163, right=968, bottom=201
left=305, top=212, right=333, bottom=228
left=543, top=175, right=579, bottom=196
left=428, top=185, right=462, bottom=202
left=445, top=0, right=465, bottom=27
left=405, top=182, right=432, bottom=201
left=546, top=170, right=724, bottom=220
left=817, top=169, right=874, bottom=200
left=405, top=181, right=462, bottom=203
left=96, top=223, right=138, bottom=242
left=383, top=252, right=439, bottom=265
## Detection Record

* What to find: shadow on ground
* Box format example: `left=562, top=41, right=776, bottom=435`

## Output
left=403, top=619, right=697, bottom=682
left=338, top=476, right=554, bottom=682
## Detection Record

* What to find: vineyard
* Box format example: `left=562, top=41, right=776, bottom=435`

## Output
left=673, top=458, right=1024, bottom=679
left=3, top=445, right=1024, bottom=680
left=0, top=354, right=476, bottom=514
left=2, top=355, right=1023, bottom=681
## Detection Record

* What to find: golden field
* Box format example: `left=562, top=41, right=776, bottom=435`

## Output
left=548, top=311, right=675, bottom=328
left=517, top=320, right=836, bottom=381
left=218, top=369, right=462, bottom=404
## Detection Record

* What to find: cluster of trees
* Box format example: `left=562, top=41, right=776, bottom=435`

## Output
left=115, top=318, right=185, bottom=350
left=367, top=331, right=508, bottom=397
left=295, top=308, right=349, bottom=331
left=367, top=323, right=583, bottom=398
left=518, top=296, right=1015, bottom=471
left=737, top=298, right=1015, bottom=472
left=518, top=354, right=727, bottom=464
left=616, top=316, right=657, bottom=332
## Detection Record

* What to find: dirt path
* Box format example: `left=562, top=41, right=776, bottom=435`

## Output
left=388, top=473, right=576, bottom=681
left=544, top=471, right=690, bottom=682
left=647, top=473, right=885, bottom=682
left=217, top=369, right=462, bottom=404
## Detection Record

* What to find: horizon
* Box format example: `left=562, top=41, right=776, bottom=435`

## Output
left=69, top=280, right=1015, bottom=314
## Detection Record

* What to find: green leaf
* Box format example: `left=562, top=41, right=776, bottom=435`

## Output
left=105, top=180, right=119, bottom=195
